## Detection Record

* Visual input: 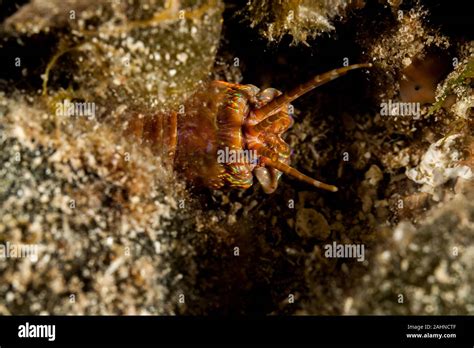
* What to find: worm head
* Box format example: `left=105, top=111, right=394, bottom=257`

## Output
left=174, top=63, right=372, bottom=193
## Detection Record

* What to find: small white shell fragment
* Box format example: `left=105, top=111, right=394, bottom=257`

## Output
left=406, top=134, right=472, bottom=189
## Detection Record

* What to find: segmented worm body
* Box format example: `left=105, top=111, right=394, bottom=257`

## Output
left=126, top=63, right=372, bottom=193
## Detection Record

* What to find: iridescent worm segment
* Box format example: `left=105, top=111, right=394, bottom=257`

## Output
left=126, top=63, right=372, bottom=193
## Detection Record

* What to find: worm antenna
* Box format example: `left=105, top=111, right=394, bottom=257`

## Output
left=247, top=111, right=287, bottom=136
left=254, top=63, right=373, bottom=121
left=261, top=157, right=338, bottom=192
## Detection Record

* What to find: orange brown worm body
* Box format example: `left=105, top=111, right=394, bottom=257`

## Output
left=126, top=63, right=372, bottom=194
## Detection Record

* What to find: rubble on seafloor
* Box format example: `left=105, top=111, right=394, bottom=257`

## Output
left=0, top=0, right=473, bottom=314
